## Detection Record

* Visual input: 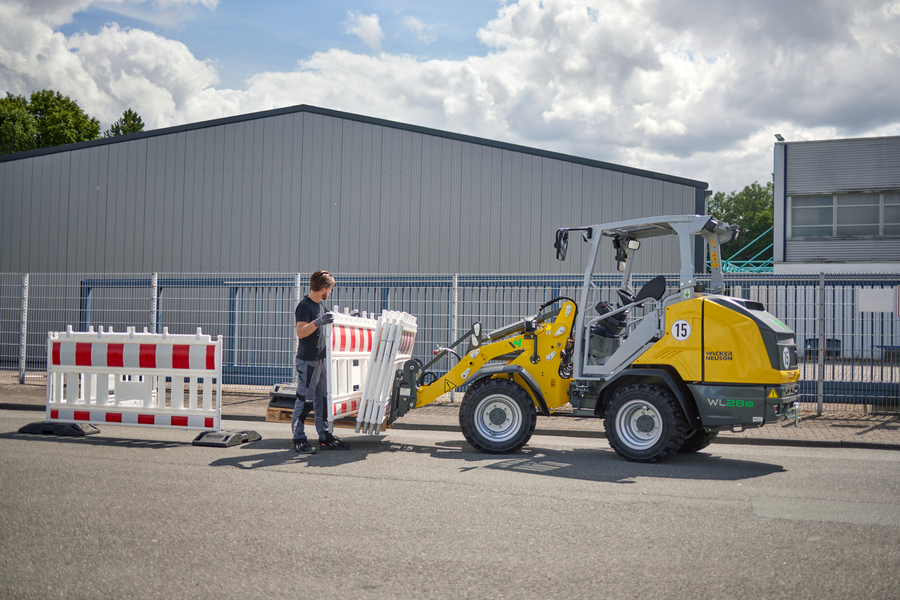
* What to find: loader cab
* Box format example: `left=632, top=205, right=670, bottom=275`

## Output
left=555, top=215, right=739, bottom=379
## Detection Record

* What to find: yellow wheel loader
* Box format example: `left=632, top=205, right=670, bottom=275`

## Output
left=386, top=215, right=801, bottom=463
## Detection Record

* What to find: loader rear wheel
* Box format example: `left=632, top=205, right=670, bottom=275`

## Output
left=605, top=383, right=687, bottom=463
left=679, top=430, right=718, bottom=453
left=459, top=379, right=537, bottom=454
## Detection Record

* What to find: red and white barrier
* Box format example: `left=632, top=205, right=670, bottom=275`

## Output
left=325, top=310, right=378, bottom=428
left=355, top=311, right=418, bottom=434
left=45, top=325, right=222, bottom=432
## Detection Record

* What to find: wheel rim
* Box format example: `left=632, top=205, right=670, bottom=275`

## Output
left=474, top=393, right=523, bottom=443
left=615, top=399, right=663, bottom=451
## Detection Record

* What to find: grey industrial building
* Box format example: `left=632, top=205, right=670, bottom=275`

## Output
left=1, top=104, right=706, bottom=276
left=774, top=134, right=900, bottom=274
left=1, top=104, right=709, bottom=384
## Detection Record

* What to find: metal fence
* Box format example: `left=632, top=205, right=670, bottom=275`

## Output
left=2, top=272, right=898, bottom=413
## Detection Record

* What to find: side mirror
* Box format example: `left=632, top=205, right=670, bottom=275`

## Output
left=555, top=230, right=569, bottom=261
left=617, top=260, right=627, bottom=272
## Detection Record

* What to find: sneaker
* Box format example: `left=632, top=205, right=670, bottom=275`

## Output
left=293, top=441, right=317, bottom=454
left=319, top=437, right=351, bottom=450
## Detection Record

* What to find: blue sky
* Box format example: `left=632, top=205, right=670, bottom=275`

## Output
left=57, top=2, right=502, bottom=89
left=3, top=0, right=900, bottom=193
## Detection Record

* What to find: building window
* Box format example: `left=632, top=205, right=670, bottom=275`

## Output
left=885, top=193, right=900, bottom=236
left=790, top=192, right=900, bottom=238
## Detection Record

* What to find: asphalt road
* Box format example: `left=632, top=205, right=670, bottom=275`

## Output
left=1, top=410, right=898, bottom=600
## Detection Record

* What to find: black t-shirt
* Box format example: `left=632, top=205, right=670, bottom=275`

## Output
left=295, top=296, right=328, bottom=360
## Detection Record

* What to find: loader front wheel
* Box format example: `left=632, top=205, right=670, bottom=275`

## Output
left=459, top=379, right=537, bottom=454
left=605, top=383, right=687, bottom=463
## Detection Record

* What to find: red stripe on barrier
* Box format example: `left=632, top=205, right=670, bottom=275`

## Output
left=139, top=344, right=156, bottom=369
left=107, top=344, right=124, bottom=367
left=75, top=343, right=92, bottom=366
left=350, top=327, right=357, bottom=352
left=366, top=330, right=372, bottom=352
left=205, top=418, right=214, bottom=428
left=339, top=326, right=347, bottom=352
left=138, top=414, right=154, bottom=425
left=206, top=345, right=215, bottom=370
left=171, top=415, right=188, bottom=427
left=172, top=345, right=190, bottom=369
left=74, top=411, right=90, bottom=421
left=51, top=410, right=58, bottom=419
left=52, top=342, right=61, bottom=366
left=106, top=413, right=122, bottom=423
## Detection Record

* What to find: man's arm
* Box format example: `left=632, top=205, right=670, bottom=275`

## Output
left=296, top=312, right=334, bottom=339
left=296, top=320, right=315, bottom=339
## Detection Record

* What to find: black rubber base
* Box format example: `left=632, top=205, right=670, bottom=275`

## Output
left=18, top=422, right=101, bottom=436
left=192, top=429, right=262, bottom=447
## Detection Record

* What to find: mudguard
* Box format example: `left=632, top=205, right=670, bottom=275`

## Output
left=594, top=366, right=703, bottom=429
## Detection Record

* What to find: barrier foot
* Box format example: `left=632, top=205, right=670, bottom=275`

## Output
left=18, top=422, right=101, bottom=436
left=192, top=429, right=262, bottom=447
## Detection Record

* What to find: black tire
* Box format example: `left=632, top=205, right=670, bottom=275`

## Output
left=459, top=378, right=537, bottom=453
left=604, top=383, right=687, bottom=463
left=678, top=430, right=718, bottom=453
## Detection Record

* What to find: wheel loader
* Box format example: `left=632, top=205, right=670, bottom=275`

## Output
left=385, top=215, right=801, bottom=463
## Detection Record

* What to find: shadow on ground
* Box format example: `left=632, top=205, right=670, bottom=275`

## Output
left=207, top=435, right=786, bottom=484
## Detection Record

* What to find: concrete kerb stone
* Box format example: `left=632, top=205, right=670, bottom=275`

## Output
left=2, top=383, right=899, bottom=451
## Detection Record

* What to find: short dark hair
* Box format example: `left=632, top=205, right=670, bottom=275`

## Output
left=310, top=270, right=335, bottom=292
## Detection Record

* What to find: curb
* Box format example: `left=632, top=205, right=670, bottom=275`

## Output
left=4, top=404, right=899, bottom=451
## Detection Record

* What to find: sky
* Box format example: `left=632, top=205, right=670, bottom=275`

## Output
left=1, top=0, right=899, bottom=194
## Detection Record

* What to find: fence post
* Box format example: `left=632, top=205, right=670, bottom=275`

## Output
left=451, top=274, right=459, bottom=401
left=150, top=272, right=159, bottom=333
left=18, top=273, right=29, bottom=384
left=817, top=273, right=825, bottom=415
left=293, top=273, right=302, bottom=384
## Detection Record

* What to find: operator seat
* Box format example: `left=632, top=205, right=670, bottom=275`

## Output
left=633, top=275, right=667, bottom=303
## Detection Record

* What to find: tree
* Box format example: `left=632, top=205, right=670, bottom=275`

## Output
left=707, top=179, right=774, bottom=266
left=104, top=108, right=145, bottom=138
left=0, top=90, right=101, bottom=155
left=0, top=93, right=39, bottom=155
left=26, top=89, right=100, bottom=149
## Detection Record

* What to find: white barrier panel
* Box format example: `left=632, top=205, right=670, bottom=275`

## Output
left=355, top=311, right=418, bottom=434
left=46, top=325, right=222, bottom=432
left=324, top=309, right=378, bottom=430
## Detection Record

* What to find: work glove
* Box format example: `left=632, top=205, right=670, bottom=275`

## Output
left=314, top=312, right=335, bottom=328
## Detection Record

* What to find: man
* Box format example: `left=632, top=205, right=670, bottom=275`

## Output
left=292, top=270, right=351, bottom=453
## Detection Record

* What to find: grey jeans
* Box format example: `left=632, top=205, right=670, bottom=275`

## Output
left=291, top=357, right=330, bottom=443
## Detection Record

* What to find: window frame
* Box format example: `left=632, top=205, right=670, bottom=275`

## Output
left=788, top=192, right=900, bottom=239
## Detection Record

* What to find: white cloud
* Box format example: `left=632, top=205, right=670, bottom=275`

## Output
left=401, top=16, right=437, bottom=44
left=68, top=23, right=226, bottom=126
left=344, top=11, right=384, bottom=52
left=0, top=1, right=226, bottom=128
left=2, top=0, right=900, bottom=194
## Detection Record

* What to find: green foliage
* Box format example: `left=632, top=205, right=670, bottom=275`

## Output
left=27, top=90, right=101, bottom=149
left=0, top=89, right=101, bottom=155
left=104, top=108, right=145, bottom=138
left=707, top=180, right=774, bottom=263
left=0, top=93, right=39, bottom=155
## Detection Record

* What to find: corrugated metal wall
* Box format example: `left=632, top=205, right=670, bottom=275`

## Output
left=786, top=137, right=900, bottom=195
left=0, top=105, right=705, bottom=275
left=785, top=239, right=900, bottom=262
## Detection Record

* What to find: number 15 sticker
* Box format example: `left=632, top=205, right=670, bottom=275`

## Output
left=671, top=320, right=691, bottom=341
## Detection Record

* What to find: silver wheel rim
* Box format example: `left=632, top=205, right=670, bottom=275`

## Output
left=474, top=393, right=522, bottom=443
left=615, top=399, right=663, bottom=451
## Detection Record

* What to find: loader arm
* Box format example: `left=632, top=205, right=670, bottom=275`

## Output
left=412, top=300, right=578, bottom=412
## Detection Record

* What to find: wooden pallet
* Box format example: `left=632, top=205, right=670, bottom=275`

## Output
left=265, top=406, right=387, bottom=431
